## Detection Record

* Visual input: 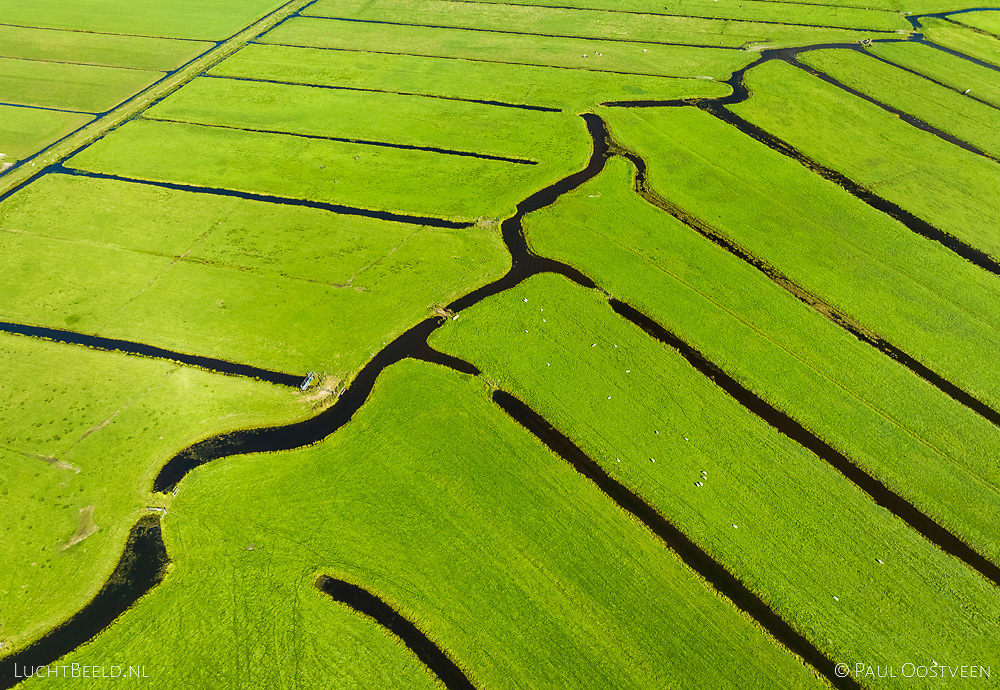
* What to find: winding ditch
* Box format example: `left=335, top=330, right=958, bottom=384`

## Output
left=0, top=515, right=168, bottom=690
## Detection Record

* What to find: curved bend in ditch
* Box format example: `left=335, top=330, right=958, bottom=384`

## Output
left=316, top=576, right=475, bottom=690
left=604, top=37, right=1000, bottom=279
left=148, top=111, right=995, bottom=687
left=0, top=515, right=168, bottom=690
left=152, top=112, right=611, bottom=494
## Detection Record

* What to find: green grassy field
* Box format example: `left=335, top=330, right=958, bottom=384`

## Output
left=0, top=173, right=507, bottom=374
left=0, top=0, right=284, bottom=41
left=430, top=272, right=1000, bottom=678
left=951, top=10, right=1000, bottom=38
left=0, top=25, right=211, bottom=71
left=867, top=40, right=1000, bottom=108
left=920, top=17, right=1000, bottom=68
left=309, top=0, right=909, bottom=31
left=66, top=118, right=589, bottom=221
left=799, top=48, right=1000, bottom=158
left=260, top=16, right=754, bottom=79
left=303, top=0, right=899, bottom=48
left=211, top=43, right=732, bottom=110
left=18, top=359, right=823, bottom=689
left=0, top=57, right=162, bottom=112
left=731, top=59, right=1000, bottom=262
left=600, top=106, right=1000, bottom=414
left=6, top=0, right=1000, bottom=687
left=523, top=154, right=1000, bottom=561
left=144, top=76, right=587, bottom=166
left=0, top=332, right=309, bottom=652
left=0, top=106, right=92, bottom=162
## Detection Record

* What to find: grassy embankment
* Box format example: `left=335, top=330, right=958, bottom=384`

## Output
left=430, top=272, right=1000, bottom=684
left=601, top=105, right=1000, bottom=417
left=522, top=154, right=1000, bottom=561
left=304, top=0, right=903, bottom=48
left=19, top=360, right=822, bottom=690
left=0, top=173, right=508, bottom=375
left=0, top=333, right=309, bottom=652
left=210, top=43, right=732, bottom=110
left=867, top=40, right=1000, bottom=108
left=920, top=17, right=1000, bottom=67
left=799, top=48, right=1000, bottom=157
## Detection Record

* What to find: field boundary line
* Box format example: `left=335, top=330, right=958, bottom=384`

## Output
left=0, top=54, right=165, bottom=73
left=0, top=101, right=96, bottom=115
left=436, top=0, right=902, bottom=14
left=790, top=56, right=1000, bottom=164
left=862, top=49, right=1000, bottom=112
left=490, top=387, right=854, bottom=689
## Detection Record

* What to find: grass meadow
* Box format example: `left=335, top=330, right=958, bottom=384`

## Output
left=210, top=43, right=733, bottom=109
left=732, top=59, right=1000, bottom=262
left=0, top=24, right=211, bottom=71
left=5, top=0, right=1000, bottom=687
left=0, top=333, right=308, bottom=652
left=867, top=40, right=1000, bottom=108
left=0, top=174, right=508, bottom=374
left=524, top=155, right=1000, bottom=561
left=17, top=360, right=823, bottom=690
left=597, top=107, right=1000, bottom=414
left=430, top=272, right=1000, bottom=678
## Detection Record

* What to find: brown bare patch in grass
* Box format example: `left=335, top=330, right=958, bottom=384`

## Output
left=63, top=505, right=97, bottom=549
left=301, top=373, right=341, bottom=408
